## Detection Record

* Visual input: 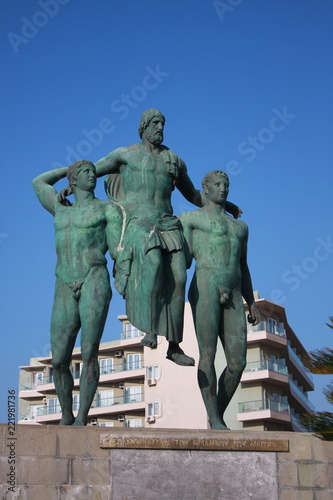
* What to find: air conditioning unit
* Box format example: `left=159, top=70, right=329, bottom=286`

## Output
left=43, top=397, right=47, bottom=404
left=118, top=414, right=125, bottom=422
left=146, top=415, right=156, bottom=423
left=90, top=419, right=98, bottom=426
left=119, top=382, right=125, bottom=389
left=115, top=350, right=123, bottom=358
left=147, top=378, right=157, bottom=386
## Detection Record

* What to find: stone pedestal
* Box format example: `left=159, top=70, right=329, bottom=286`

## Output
left=0, top=424, right=332, bottom=499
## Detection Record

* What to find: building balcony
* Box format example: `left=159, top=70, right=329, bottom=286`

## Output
left=287, top=343, right=314, bottom=389
left=21, top=361, right=145, bottom=396
left=19, top=388, right=43, bottom=399
left=241, top=360, right=289, bottom=386
left=291, top=414, right=305, bottom=432
left=237, top=399, right=291, bottom=424
left=289, top=378, right=315, bottom=413
left=247, top=321, right=287, bottom=347
left=92, top=392, right=145, bottom=409
left=18, top=392, right=146, bottom=424
left=98, top=360, right=145, bottom=383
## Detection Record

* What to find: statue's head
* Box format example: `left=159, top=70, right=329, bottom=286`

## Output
left=138, top=109, right=165, bottom=139
left=67, top=160, right=96, bottom=192
left=202, top=170, right=229, bottom=201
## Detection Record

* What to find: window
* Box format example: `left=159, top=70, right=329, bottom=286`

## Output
left=73, top=362, right=83, bottom=379
left=96, top=390, right=114, bottom=407
left=32, top=372, right=44, bottom=387
left=125, top=386, right=142, bottom=403
left=146, top=365, right=160, bottom=380
left=127, top=353, right=142, bottom=370
left=267, top=318, right=277, bottom=334
left=48, top=398, right=60, bottom=414
left=72, top=394, right=80, bottom=411
left=123, top=322, right=140, bottom=339
left=126, top=419, right=142, bottom=428
left=147, top=401, right=161, bottom=417
left=30, top=404, right=39, bottom=419
left=100, top=358, right=114, bottom=375
left=98, top=422, right=114, bottom=427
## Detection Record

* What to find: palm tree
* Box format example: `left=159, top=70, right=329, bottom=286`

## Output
left=301, top=317, right=333, bottom=440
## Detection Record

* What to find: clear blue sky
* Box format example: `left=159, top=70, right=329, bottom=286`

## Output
left=1, top=0, right=332, bottom=423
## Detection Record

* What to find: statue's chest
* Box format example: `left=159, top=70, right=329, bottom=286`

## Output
left=54, top=206, right=105, bottom=231
left=127, top=150, right=167, bottom=175
left=209, top=217, right=240, bottom=240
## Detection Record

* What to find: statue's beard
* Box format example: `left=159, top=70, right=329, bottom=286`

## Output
left=146, top=131, right=163, bottom=146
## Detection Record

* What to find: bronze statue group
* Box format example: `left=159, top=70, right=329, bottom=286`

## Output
left=33, top=109, right=259, bottom=429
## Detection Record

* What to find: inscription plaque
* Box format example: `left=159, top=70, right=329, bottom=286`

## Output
left=100, top=434, right=289, bottom=452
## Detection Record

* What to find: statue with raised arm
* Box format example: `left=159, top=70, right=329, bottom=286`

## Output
left=180, top=170, right=259, bottom=429
left=33, top=161, right=121, bottom=425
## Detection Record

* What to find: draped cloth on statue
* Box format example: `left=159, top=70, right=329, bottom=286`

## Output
left=104, top=173, right=185, bottom=342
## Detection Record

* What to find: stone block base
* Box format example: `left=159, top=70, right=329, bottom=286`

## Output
left=1, top=424, right=332, bottom=499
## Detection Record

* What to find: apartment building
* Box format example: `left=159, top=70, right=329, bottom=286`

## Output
left=18, top=294, right=314, bottom=431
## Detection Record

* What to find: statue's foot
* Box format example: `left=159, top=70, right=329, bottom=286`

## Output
left=73, top=418, right=87, bottom=426
left=59, top=415, right=75, bottom=425
left=166, top=345, right=195, bottom=366
left=141, top=333, right=158, bottom=349
left=210, top=421, right=230, bottom=430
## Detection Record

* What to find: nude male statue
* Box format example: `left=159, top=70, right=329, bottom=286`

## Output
left=180, top=170, right=259, bottom=429
left=33, top=161, right=121, bottom=425
left=92, top=110, right=240, bottom=366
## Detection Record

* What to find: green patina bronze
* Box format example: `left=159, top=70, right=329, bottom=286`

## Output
left=35, top=110, right=244, bottom=423
left=180, top=170, right=259, bottom=429
left=33, top=161, right=121, bottom=425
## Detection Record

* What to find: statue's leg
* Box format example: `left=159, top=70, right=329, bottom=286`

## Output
left=74, top=267, right=112, bottom=426
left=217, top=289, right=247, bottom=423
left=189, top=273, right=227, bottom=428
left=50, top=279, right=80, bottom=425
left=164, top=250, right=194, bottom=366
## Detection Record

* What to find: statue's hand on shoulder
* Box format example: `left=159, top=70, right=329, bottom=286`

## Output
left=226, top=201, right=243, bottom=219
left=58, top=186, right=73, bottom=206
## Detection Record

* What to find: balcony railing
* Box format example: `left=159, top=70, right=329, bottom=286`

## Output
left=247, top=320, right=286, bottom=338
left=121, top=327, right=145, bottom=340
left=289, top=379, right=315, bottom=411
left=291, top=413, right=306, bottom=431
left=94, top=392, right=144, bottom=408
left=36, top=375, right=54, bottom=386
left=37, top=403, right=61, bottom=416
left=287, top=343, right=313, bottom=382
left=21, top=360, right=144, bottom=391
left=238, top=399, right=290, bottom=414
left=244, top=360, right=288, bottom=375
left=124, top=419, right=143, bottom=428
left=34, top=392, right=145, bottom=416
left=20, top=377, right=53, bottom=391
left=100, top=359, right=143, bottom=375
